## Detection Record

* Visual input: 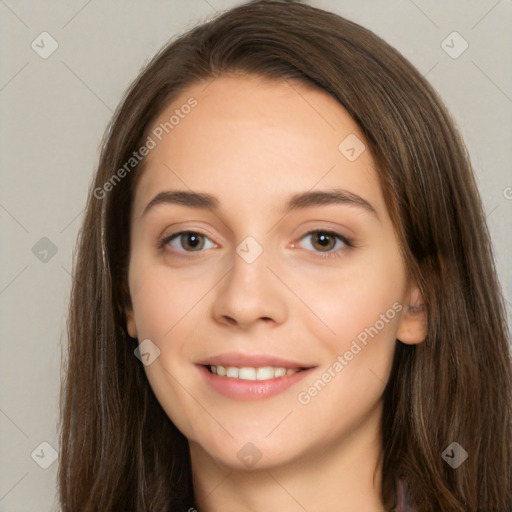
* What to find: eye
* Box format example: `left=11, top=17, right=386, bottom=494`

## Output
left=296, top=230, right=353, bottom=259
left=157, top=229, right=353, bottom=259
left=158, top=231, right=216, bottom=253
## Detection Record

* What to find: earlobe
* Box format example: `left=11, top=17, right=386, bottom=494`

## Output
left=396, top=286, right=428, bottom=345
left=125, top=307, right=138, bottom=339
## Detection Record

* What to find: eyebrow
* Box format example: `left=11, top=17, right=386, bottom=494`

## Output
left=141, top=188, right=378, bottom=219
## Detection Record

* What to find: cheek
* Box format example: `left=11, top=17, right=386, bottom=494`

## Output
left=290, top=243, right=406, bottom=412
left=292, top=273, right=403, bottom=440
left=293, top=246, right=406, bottom=351
left=128, top=260, right=210, bottom=342
left=127, top=262, right=214, bottom=439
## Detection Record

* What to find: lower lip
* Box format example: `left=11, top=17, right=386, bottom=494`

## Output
left=197, top=365, right=314, bottom=401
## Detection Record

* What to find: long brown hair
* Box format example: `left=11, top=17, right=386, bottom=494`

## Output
left=59, top=1, right=512, bottom=510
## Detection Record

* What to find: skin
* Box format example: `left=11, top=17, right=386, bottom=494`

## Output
left=125, top=74, right=427, bottom=512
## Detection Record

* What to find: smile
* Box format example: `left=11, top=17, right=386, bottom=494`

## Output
left=198, top=364, right=314, bottom=401
left=208, top=365, right=302, bottom=380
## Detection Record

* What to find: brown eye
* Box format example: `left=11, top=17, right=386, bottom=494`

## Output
left=161, top=231, right=216, bottom=253
left=178, top=232, right=204, bottom=251
left=310, top=232, right=337, bottom=252
left=295, top=230, right=353, bottom=259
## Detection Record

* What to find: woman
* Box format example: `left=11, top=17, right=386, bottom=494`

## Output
left=59, top=1, right=512, bottom=510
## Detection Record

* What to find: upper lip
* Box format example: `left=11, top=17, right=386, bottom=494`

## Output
left=196, top=352, right=314, bottom=369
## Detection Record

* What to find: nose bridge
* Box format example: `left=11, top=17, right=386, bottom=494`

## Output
left=213, top=234, right=287, bottom=327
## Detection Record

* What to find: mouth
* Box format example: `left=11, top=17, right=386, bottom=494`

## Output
left=196, top=353, right=315, bottom=400
left=205, top=364, right=307, bottom=381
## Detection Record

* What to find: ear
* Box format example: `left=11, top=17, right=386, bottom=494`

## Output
left=125, top=306, right=138, bottom=339
left=396, top=286, right=427, bottom=345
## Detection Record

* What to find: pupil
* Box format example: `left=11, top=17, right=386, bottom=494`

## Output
left=184, top=233, right=202, bottom=250
left=316, top=233, right=333, bottom=250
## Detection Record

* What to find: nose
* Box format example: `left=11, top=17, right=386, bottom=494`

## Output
left=211, top=244, right=288, bottom=330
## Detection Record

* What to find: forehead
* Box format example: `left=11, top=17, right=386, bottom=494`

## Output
left=132, top=74, right=384, bottom=219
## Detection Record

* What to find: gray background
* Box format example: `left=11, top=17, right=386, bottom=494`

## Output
left=1, top=1, right=511, bottom=510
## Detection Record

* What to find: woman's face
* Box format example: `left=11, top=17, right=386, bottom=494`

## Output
left=125, top=74, right=424, bottom=471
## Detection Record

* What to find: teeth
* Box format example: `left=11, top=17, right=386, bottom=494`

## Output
left=239, top=367, right=256, bottom=380
left=274, top=367, right=286, bottom=378
left=226, top=367, right=239, bottom=378
left=209, top=365, right=300, bottom=380
left=256, top=366, right=274, bottom=380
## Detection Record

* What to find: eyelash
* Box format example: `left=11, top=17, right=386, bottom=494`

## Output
left=297, top=230, right=354, bottom=259
left=156, top=229, right=354, bottom=259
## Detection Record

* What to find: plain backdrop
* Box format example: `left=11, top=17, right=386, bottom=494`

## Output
left=1, top=1, right=511, bottom=510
